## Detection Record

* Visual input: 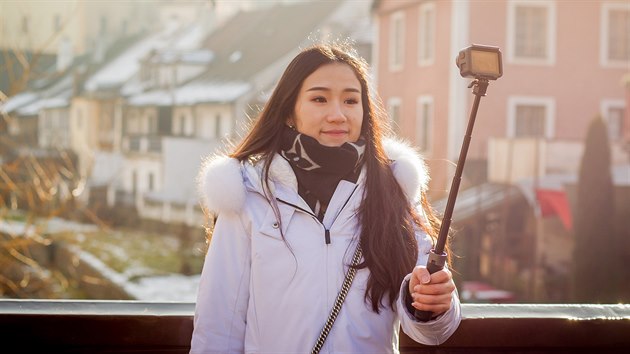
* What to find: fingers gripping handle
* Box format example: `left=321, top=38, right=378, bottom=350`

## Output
left=414, top=249, right=447, bottom=322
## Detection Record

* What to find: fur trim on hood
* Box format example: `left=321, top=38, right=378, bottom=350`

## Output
left=198, top=138, right=429, bottom=214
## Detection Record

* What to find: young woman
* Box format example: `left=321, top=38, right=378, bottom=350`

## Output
left=191, top=43, right=460, bottom=354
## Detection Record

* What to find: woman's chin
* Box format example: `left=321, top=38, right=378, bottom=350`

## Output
left=319, top=140, right=346, bottom=147
left=317, top=135, right=352, bottom=147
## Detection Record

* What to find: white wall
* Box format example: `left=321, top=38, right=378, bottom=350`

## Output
left=121, top=156, right=162, bottom=194
left=39, top=107, right=71, bottom=149
left=194, top=104, right=234, bottom=140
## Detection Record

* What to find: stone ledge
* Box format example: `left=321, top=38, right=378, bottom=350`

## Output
left=1, top=301, right=629, bottom=353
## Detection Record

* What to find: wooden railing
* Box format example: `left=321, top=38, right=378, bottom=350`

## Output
left=1, top=300, right=628, bottom=353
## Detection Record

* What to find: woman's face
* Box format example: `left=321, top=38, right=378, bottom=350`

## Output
left=290, top=63, right=363, bottom=147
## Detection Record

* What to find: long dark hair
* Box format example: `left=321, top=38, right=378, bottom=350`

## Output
left=231, top=43, right=443, bottom=312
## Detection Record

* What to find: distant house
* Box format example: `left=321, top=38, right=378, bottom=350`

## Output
left=129, top=0, right=373, bottom=227
left=2, top=0, right=374, bottom=228
left=372, top=0, right=629, bottom=302
left=372, top=0, right=629, bottom=197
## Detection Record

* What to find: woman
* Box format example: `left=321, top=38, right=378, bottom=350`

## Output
left=191, top=43, right=461, bottom=354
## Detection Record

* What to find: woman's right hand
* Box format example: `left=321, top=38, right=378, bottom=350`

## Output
left=408, top=265, right=456, bottom=317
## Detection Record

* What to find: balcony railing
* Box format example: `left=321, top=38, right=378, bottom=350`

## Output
left=487, top=138, right=629, bottom=183
left=123, top=135, right=162, bottom=154
left=1, top=301, right=628, bottom=353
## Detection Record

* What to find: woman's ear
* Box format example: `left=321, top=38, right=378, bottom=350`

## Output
left=286, top=119, right=295, bottom=130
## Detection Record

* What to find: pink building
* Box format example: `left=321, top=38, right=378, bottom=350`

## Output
left=373, top=0, right=629, bottom=199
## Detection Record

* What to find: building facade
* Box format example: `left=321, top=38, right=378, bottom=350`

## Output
left=373, top=0, right=629, bottom=198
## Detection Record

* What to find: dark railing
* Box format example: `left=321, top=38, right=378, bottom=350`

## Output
left=1, top=301, right=628, bottom=353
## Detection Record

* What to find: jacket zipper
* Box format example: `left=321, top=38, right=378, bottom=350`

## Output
left=276, top=184, right=359, bottom=245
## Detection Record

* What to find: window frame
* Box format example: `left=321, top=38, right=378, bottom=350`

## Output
left=600, top=99, right=626, bottom=141
left=417, top=2, right=436, bottom=67
left=507, top=0, right=557, bottom=66
left=416, top=95, right=434, bottom=154
left=387, top=97, right=402, bottom=133
left=214, top=113, right=222, bottom=139
left=22, top=16, right=29, bottom=34
left=54, top=14, right=61, bottom=32
left=600, top=2, right=630, bottom=68
left=507, top=96, right=556, bottom=139
left=389, top=11, right=405, bottom=72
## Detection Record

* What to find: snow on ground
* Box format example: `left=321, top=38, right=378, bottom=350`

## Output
left=2, top=217, right=201, bottom=302
left=0, top=219, right=37, bottom=236
left=126, top=274, right=200, bottom=302
left=71, top=244, right=200, bottom=302
left=0, top=217, right=99, bottom=236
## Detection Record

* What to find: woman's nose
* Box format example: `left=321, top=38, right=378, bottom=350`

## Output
left=326, top=102, right=346, bottom=122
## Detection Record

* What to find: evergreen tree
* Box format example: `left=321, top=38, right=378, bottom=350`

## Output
left=572, top=116, right=617, bottom=302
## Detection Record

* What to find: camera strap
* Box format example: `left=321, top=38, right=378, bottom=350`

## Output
left=311, top=244, right=362, bottom=354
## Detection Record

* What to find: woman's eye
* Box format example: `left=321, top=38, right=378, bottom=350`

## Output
left=345, top=98, right=359, bottom=104
left=312, top=96, right=327, bottom=103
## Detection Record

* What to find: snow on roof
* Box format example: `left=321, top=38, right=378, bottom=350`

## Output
left=84, top=19, right=213, bottom=93
left=84, top=32, right=169, bottom=92
left=5, top=73, right=74, bottom=116
left=0, top=92, right=39, bottom=114
left=172, top=21, right=208, bottom=51
left=152, top=49, right=214, bottom=64
left=180, top=50, right=214, bottom=64
left=15, top=87, right=72, bottom=115
left=119, top=77, right=149, bottom=97
left=128, top=81, right=250, bottom=106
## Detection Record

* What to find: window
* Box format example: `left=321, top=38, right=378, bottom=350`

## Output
left=100, top=16, right=107, bottom=36
left=508, top=97, right=555, bottom=138
left=132, top=170, right=138, bottom=195
left=54, top=14, right=61, bottom=32
left=215, top=114, right=222, bottom=138
left=389, top=11, right=405, bottom=71
left=416, top=96, right=434, bottom=153
left=387, top=97, right=402, bottom=133
left=22, top=16, right=29, bottom=34
left=601, top=100, right=626, bottom=141
left=59, top=109, right=69, bottom=131
left=76, top=108, right=82, bottom=130
left=179, top=114, right=186, bottom=136
left=147, top=112, right=157, bottom=134
left=601, top=3, right=630, bottom=67
left=418, top=2, right=436, bottom=66
left=148, top=173, right=154, bottom=191
left=507, top=0, right=556, bottom=65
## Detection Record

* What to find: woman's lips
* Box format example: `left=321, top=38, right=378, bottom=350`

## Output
left=322, top=130, right=348, bottom=136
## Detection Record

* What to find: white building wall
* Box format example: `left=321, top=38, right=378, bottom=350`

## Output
left=194, top=104, right=234, bottom=140
left=69, top=97, right=99, bottom=178
left=39, top=107, right=71, bottom=149
left=122, top=156, right=162, bottom=194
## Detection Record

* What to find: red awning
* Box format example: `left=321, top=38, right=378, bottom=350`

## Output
left=536, top=189, right=573, bottom=231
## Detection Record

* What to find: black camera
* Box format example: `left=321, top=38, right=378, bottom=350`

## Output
left=456, top=44, right=503, bottom=80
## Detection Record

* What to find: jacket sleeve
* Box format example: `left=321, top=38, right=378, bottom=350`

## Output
left=395, top=229, right=462, bottom=346
left=190, top=211, right=251, bottom=354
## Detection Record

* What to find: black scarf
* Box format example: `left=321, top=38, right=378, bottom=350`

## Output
left=279, top=126, right=366, bottom=221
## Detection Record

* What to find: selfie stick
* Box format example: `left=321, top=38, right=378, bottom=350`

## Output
left=415, top=45, right=502, bottom=322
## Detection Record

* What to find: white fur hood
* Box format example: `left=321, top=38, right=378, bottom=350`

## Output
left=198, top=138, right=429, bottom=214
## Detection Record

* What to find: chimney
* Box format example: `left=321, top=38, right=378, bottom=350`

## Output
left=56, top=37, right=74, bottom=72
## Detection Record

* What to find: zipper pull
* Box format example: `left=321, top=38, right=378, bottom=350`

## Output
left=324, top=229, right=331, bottom=244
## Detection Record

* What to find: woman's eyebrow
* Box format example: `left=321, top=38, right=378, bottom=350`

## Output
left=305, top=86, right=361, bottom=93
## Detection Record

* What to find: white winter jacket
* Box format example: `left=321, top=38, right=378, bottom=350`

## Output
left=191, top=139, right=461, bottom=354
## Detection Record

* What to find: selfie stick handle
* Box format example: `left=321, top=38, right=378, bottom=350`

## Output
left=415, top=78, right=489, bottom=322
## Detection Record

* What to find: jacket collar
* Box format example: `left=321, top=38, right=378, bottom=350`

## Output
left=198, top=138, right=429, bottom=214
